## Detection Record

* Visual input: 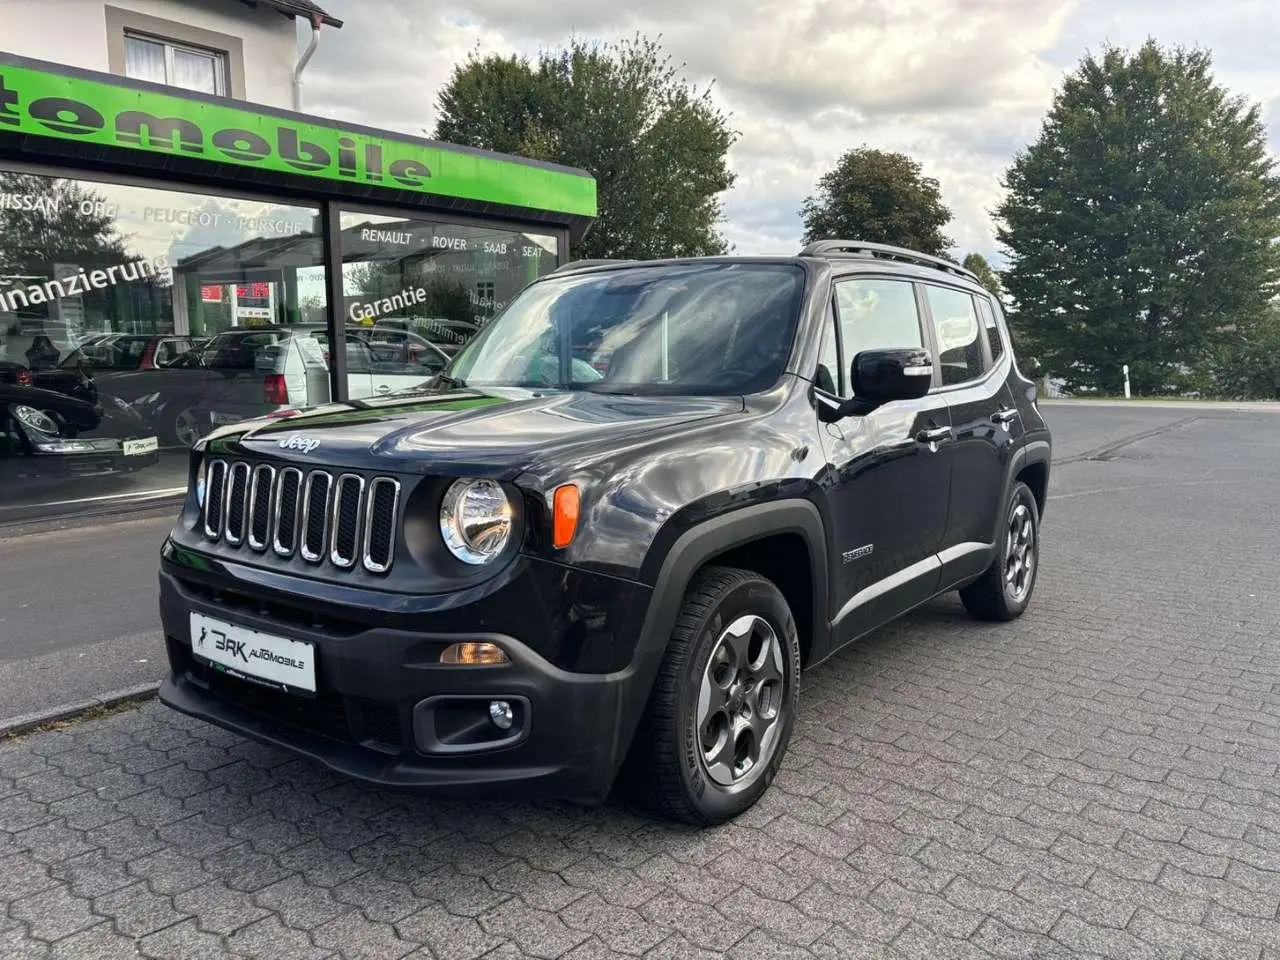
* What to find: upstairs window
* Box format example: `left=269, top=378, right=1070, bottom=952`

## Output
left=123, top=32, right=227, bottom=96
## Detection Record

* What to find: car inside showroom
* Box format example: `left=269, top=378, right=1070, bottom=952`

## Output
left=0, top=51, right=596, bottom=520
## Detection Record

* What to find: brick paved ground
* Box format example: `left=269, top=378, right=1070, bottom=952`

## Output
left=2, top=406, right=1280, bottom=959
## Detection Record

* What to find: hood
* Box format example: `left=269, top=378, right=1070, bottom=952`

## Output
left=206, top=387, right=745, bottom=474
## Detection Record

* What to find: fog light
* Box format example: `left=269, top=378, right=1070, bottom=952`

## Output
left=439, top=641, right=508, bottom=665
left=488, top=700, right=514, bottom=730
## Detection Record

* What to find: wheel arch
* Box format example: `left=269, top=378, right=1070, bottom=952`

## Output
left=992, top=439, right=1050, bottom=547
left=604, top=498, right=829, bottom=787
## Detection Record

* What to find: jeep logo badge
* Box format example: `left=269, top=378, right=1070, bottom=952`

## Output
left=278, top=434, right=320, bottom=453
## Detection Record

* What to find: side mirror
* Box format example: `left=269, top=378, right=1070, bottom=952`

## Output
left=817, top=347, right=933, bottom=422
left=852, top=347, right=933, bottom=403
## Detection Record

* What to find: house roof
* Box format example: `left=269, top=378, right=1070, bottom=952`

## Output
left=241, top=0, right=343, bottom=28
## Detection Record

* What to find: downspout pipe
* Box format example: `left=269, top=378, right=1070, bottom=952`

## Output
left=293, top=14, right=322, bottom=111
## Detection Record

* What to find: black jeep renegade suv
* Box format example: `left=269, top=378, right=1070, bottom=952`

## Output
left=156, top=240, right=1052, bottom=824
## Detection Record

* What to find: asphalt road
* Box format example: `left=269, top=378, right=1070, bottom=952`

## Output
left=0, top=507, right=176, bottom=722
left=2, top=398, right=1280, bottom=957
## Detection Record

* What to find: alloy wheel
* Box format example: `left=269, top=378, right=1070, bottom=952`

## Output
left=696, top=613, right=787, bottom=793
left=1005, top=501, right=1036, bottom=602
left=173, top=409, right=201, bottom=447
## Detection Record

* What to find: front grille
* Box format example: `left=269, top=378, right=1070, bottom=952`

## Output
left=202, top=458, right=400, bottom=575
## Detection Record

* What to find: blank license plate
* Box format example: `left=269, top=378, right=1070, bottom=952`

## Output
left=123, top=437, right=158, bottom=456
left=189, top=612, right=316, bottom=693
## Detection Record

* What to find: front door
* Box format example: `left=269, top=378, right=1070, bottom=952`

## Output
left=920, top=283, right=1022, bottom=587
left=817, top=276, right=954, bottom=649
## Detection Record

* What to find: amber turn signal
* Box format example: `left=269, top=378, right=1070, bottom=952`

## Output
left=439, top=641, right=509, bottom=665
left=552, top=484, right=580, bottom=549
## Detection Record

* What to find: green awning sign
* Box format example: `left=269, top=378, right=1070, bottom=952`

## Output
left=0, top=60, right=597, bottom=218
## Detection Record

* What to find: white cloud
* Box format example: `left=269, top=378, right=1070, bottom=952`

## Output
left=300, top=0, right=1280, bottom=265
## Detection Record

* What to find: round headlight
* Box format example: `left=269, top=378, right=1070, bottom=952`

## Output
left=13, top=404, right=59, bottom=435
left=440, top=478, right=512, bottom=565
left=195, top=459, right=207, bottom=508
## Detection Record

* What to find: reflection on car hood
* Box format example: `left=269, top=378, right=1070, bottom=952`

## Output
left=208, top=387, right=745, bottom=473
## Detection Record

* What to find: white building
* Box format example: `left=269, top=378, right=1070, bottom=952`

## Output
left=2, top=0, right=341, bottom=109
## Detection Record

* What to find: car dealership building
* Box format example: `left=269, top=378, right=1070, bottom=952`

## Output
left=0, top=10, right=596, bottom=522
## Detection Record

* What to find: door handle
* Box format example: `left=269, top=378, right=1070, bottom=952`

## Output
left=992, top=407, right=1018, bottom=424
left=916, top=426, right=953, bottom=444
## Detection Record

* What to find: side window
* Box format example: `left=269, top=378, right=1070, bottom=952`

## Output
left=975, top=296, right=1004, bottom=363
left=834, top=279, right=925, bottom=396
left=923, top=284, right=984, bottom=386
left=815, top=297, right=840, bottom=395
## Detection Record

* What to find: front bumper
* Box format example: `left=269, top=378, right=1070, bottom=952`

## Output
left=9, top=445, right=160, bottom=480
left=157, top=563, right=645, bottom=804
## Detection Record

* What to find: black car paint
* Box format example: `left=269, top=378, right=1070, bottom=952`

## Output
left=0, top=375, right=161, bottom=482
left=157, top=254, right=1052, bottom=803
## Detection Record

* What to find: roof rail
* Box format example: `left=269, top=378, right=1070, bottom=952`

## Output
left=549, top=258, right=637, bottom=275
left=798, top=240, right=979, bottom=284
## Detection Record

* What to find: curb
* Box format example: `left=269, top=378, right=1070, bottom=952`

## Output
left=0, top=682, right=161, bottom=739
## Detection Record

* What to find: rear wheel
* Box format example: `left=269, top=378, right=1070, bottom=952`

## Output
left=959, top=480, right=1040, bottom=621
left=629, top=565, right=801, bottom=825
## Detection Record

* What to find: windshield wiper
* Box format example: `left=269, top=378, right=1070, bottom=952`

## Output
left=434, top=373, right=467, bottom=389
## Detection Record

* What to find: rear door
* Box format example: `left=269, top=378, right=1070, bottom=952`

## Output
left=919, top=282, right=1020, bottom=587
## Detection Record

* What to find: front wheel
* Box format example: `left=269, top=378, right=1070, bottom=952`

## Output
left=960, top=480, right=1041, bottom=621
left=628, top=565, right=801, bottom=825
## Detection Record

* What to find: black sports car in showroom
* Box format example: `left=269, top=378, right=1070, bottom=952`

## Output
left=0, top=361, right=161, bottom=485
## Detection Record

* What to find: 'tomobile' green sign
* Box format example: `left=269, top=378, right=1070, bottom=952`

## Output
left=0, top=61, right=597, bottom=218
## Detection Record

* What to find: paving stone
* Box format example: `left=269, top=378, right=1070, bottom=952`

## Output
left=92, top=881, right=191, bottom=938
left=394, top=904, right=505, bottom=960
left=226, top=915, right=334, bottom=960
left=560, top=893, right=669, bottom=955
left=13, top=820, right=96, bottom=864
left=480, top=897, right=593, bottom=959
left=172, top=880, right=268, bottom=935
left=311, top=910, right=419, bottom=960
left=48, top=924, right=146, bottom=960
left=253, top=874, right=351, bottom=930
left=125, top=847, right=213, bottom=895
left=50, top=849, right=135, bottom=898
left=332, top=871, right=422, bottom=923
left=410, top=864, right=512, bottom=917
left=9, top=884, right=101, bottom=941
left=2, top=412, right=1280, bottom=958
left=0, top=852, right=58, bottom=901
left=0, top=924, right=52, bottom=959
left=137, top=918, right=233, bottom=960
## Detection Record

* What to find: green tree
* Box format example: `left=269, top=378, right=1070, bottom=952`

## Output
left=962, top=252, right=1003, bottom=298
left=995, top=41, right=1280, bottom=396
left=0, top=172, right=129, bottom=273
left=348, top=261, right=476, bottom=328
left=1204, top=308, right=1280, bottom=399
left=435, top=34, right=737, bottom=260
left=799, top=147, right=953, bottom=256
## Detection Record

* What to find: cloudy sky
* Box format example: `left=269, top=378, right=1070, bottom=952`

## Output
left=297, top=0, right=1280, bottom=266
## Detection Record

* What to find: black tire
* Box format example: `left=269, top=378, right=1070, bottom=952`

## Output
left=960, top=480, right=1041, bottom=621
left=627, top=565, right=801, bottom=825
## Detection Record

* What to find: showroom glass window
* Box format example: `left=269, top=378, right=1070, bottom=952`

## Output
left=337, top=209, right=560, bottom=399
left=0, top=168, right=322, bottom=518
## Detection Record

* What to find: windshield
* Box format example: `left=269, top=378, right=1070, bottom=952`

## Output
left=445, top=262, right=806, bottom=395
